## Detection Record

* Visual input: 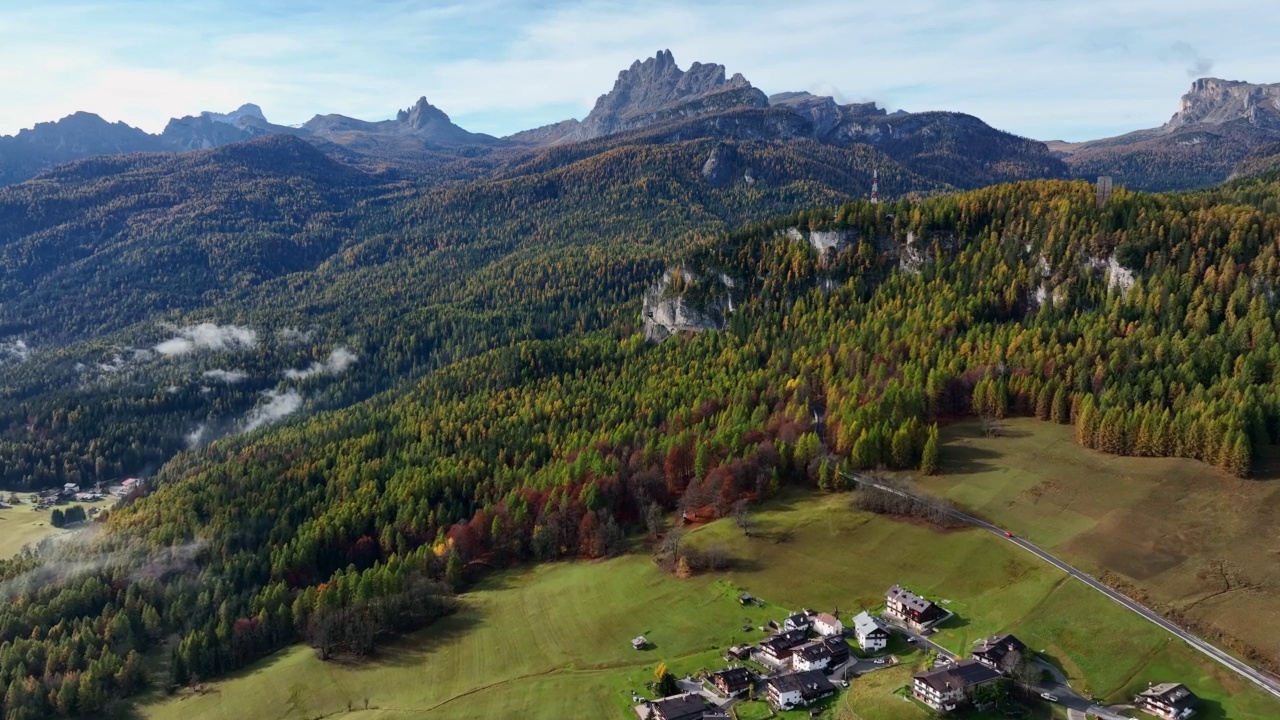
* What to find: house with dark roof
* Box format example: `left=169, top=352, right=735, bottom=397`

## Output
left=784, top=613, right=812, bottom=632
left=912, top=659, right=1002, bottom=713
left=885, top=585, right=944, bottom=631
left=852, top=611, right=890, bottom=652
left=791, top=640, right=834, bottom=672
left=971, top=634, right=1027, bottom=674
left=710, top=667, right=752, bottom=697
left=765, top=670, right=836, bottom=710
left=820, top=635, right=850, bottom=666
left=645, top=692, right=711, bottom=720
left=758, top=629, right=807, bottom=665
left=1134, top=683, right=1199, bottom=720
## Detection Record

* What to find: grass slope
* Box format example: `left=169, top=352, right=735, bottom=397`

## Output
left=925, top=419, right=1280, bottom=674
left=138, top=493, right=1278, bottom=720
left=0, top=497, right=111, bottom=559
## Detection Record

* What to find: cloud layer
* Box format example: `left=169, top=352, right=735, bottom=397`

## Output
left=284, top=347, right=357, bottom=379
left=240, top=389, right=303, bottom=433
left=155, top=323, right=257, bottom=356
left=2, top=1, right=1278, bottom=142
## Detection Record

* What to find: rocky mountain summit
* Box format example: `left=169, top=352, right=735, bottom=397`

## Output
left=1052, top=78, right=1280, bottom=190
left=511, top=49, right=768, bottom=145
left=1168, top=78, right=1280, bottom=132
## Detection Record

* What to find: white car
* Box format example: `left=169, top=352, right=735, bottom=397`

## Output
left=1040, top=692, right=1059, bottom=702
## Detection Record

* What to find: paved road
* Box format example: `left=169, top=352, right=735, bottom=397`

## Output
left=842, top=471, right=1280, bottom=705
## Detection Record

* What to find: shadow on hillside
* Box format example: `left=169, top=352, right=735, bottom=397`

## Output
left=941, top=443, right=1003, bottom=476
left=936, top=613, right=970, bottom=631
left=364, top=611, right=484, bottom=669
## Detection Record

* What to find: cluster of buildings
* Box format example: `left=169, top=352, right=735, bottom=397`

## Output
left=634, top=584, right=1202, bottom=720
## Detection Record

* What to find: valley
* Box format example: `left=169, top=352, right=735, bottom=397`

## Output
left=136, top=490, right=1278, bottom=720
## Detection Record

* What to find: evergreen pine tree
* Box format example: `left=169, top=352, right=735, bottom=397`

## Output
left=920, top=426, right=941, bottom=475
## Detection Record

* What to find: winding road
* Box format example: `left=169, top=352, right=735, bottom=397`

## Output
left=841, top=471, right=1280, bottom=706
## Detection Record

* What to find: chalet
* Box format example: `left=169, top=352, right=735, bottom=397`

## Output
left=1134, top=683, right=1199, bottom=720
left=971, top=634, right=1027, bottom=674
left=710, top=667, right=752, bottom=697
left=646, top=692, right=710, bottom=720
left=820, top=635, right=850, bottom=666
left=766, top=670, right=835, bottom=710
left=791, top=641, right=833, bottom=672
left=813, top=612, right=843, bottom=637
left=912, top=659, right=1001, bottom=713
left=725, top=644, right=752, bottom=661
left=852, top=611, right=890, bottom=652
left=884, top=585, right=944, bottom=630
left=758, top=629, right=807, bottom=665
left=784, top=613, right=811, bottom=632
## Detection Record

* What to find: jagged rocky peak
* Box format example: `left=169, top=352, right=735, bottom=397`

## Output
left=575, top=49, right=767, bottom=140
left=397, top=97, right=453, bottom=129
left=1168, top=78, right=1280, bottom=131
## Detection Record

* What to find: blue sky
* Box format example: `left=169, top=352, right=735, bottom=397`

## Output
left=2, top=0, right=1278, bottom=141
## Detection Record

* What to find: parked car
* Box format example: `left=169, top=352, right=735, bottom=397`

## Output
left=1040, top=692, right=1058, bottom=702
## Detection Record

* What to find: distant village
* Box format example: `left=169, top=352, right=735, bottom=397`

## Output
left=4, top=477, right=143, bottom=519
left=632, top=584, right=1200, bottom=720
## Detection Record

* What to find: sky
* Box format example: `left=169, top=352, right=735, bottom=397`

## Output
left=2, top=0, right=1278, bottom=142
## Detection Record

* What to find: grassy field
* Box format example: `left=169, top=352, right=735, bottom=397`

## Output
left=922, top=419, right=1280, bottom=674
left=137, top=491, right=1279, bottom=720
left=0, top=493, right=112, bottom=558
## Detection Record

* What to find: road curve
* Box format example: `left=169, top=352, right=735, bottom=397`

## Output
left=840, top=472, right=1280, bottom=704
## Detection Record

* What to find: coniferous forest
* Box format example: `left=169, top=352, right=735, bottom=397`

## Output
left=1, top=148, right=1280, bottom=716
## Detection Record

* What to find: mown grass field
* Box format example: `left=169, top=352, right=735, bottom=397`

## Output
left=923, top=419, right=1280, bottom=676
left=0, top=494, right=111, bottom=558
left=138, top=491, right=1279, bottom=720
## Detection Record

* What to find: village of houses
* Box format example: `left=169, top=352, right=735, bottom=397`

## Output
left=631, top=584, right=1200, bottom=720
left=2, top=477, right=142, bottom=515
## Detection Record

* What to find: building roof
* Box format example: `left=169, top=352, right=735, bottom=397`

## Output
left=768, top=670, right=836, bottom=700
left=972, top=634, right=1026, bottom=665
left=913, top=659, right=1002, bottom=694
left=886, top=584, right=936, bottom=614
left=761, top=629, right=807, bottom=654
left=814, top=612, right=840, bottom=627
left=820, top=636, right=849, bottom=655
left=793, top=641, right=833, bottom=664
left=852, top=611, right=888, bottom=636
left=1138, top=683, right=1198, bottom=709
left=711, top=667, right=751, bottom=686
left=785, top=613, right=811, bottom=626
left=650, top=692, right=708, bottom=720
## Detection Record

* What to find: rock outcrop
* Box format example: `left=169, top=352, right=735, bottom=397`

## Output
left=641, top=268, right=733, bottom=341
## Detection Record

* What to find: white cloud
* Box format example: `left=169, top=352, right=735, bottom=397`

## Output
left=185, top=424, right=209, bottom=449
left=277, top=327, right=313, bottom=345
left=284, top=347, right=357, bottom=380
left=202, top=369, right=248, bottom=383
left=155, top=323, right=257, bottom=356
left=240, top=389, right=303, bottom=433
left=0, top=339, right=31, bottom=362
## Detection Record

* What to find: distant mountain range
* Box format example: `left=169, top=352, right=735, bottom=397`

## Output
left=0, top=51, right=1276, bottom=191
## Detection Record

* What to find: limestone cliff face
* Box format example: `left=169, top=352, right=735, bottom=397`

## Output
left=783, top=227, right=852, bottom=255
left=1168, top=78, right=1280, bottom=132
left=641, top=268, right=733, bottom=341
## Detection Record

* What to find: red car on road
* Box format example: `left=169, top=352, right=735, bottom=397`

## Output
left=1003, top=531, right=1013, bottom=538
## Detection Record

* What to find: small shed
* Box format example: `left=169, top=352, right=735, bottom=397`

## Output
left=632, top=636, right=648, bottom=650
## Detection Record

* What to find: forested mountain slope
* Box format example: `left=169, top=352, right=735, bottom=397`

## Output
left=0, top=134, right=927, bottom=489
left=2, top=176, right=1280, bottom=718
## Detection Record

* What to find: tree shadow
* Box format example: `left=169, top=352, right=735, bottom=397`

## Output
left=941, top=443, right=1003, bottom=476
